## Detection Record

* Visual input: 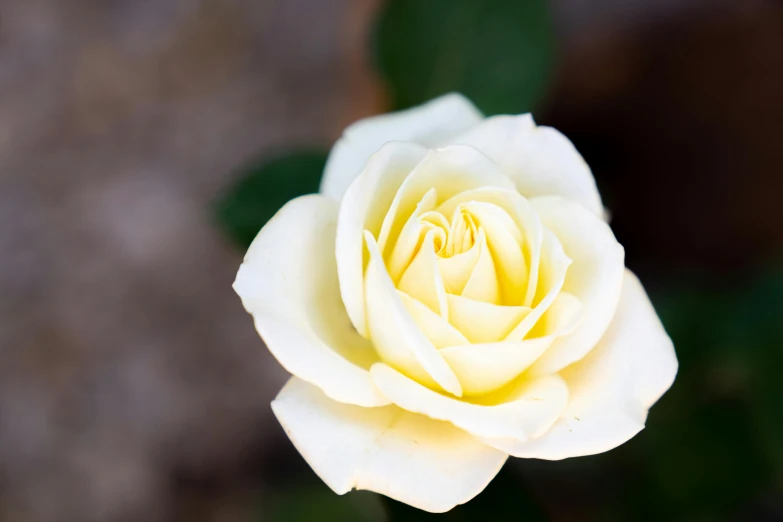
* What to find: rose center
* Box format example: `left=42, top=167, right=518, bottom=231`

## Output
left=418, top=205, right=482, bottom=259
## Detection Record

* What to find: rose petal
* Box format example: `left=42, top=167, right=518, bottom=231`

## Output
left=398, top=231, right=449, bottom=318
left=460, top=229, right=501, bottom=304
left=386, top=187, right=439, bottom=281
left=321, top=93, right=483, bottom=202
left=365, top=232, right=463, bottom=397
left=449, top=114, right=604, bottom=216
left=336, top=142, right=429, bottom=337
left=504, top=228, right=571, bottom=341
left=437, top=236, right=481, bottom=295
left=370, top=364, right=568, bottom=442
left=234, top=195, right=389, bottom=407
left=398, top=291, right=469, bottom=349
left=436, top=187, right=543, bottom=306
left=484, top=270, right=677, bottom=459
left=527, top=196, right=625, bottom=376
left=624, top=271, right=678, bottom=408
left=440, top=292, right=583, bottom=396
left=377, top=145, right=517, bottom=260
left=446, top=294, right=531, bottom=344
left=460, top=201, right=527, bottom=305
left=272, top=377, right=507, bottom=514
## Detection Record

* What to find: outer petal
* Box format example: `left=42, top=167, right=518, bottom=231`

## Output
left=624, top=271, right=678, bottom=408
left=234, top=195, right=389, bottom=407
left=449, top=115, right=604, bottom=216
left=336, top=142, right=429, bottom=337
left=321, top=93, right=483, bottom=202
left=486, top=270, right=677, bottom=459
left=370, top=364, right=568, bottom=442
left=272, top=377, right=508, bottom=513
left=527, top=196, right=625, bottom=375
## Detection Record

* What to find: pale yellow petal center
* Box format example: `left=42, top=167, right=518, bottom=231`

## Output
left=357, top=149, right=583, bottom=398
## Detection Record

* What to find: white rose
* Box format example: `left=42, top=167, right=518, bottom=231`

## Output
left=234, top=93, right=678, bottom=513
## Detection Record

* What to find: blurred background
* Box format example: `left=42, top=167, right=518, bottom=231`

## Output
left=0, top=0, right=781, bottom=520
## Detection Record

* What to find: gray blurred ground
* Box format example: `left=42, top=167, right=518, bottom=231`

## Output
left=0, top=0, right=771, bottom=521
left=0, top=1, right=379, bottom=520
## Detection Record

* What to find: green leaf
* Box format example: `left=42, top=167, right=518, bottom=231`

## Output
left=373, top=0, right=555, bottom=115
left=215, top=150, right=327, bottom=248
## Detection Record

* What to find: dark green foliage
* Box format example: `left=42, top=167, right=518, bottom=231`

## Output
left=374, top=0, right=554, bottom=115
left=215, top=150, right=327, bottom=248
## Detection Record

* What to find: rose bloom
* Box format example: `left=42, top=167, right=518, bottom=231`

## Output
left=234, top=94, right=678, bottom=513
